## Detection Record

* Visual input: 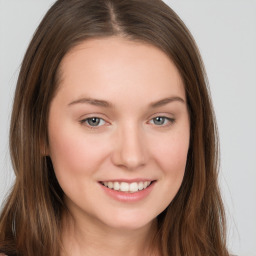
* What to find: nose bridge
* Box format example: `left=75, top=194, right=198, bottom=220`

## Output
left=112, top=121, right=148, bottom=169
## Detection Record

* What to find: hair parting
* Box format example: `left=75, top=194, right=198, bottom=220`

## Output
left=0, top=1, right=229, bottom=255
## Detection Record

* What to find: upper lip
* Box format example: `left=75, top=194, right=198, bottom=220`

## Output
left=99, top=179, right=156, bottom=183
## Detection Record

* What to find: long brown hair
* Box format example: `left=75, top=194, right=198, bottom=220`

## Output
left=0, top=0, right=229, bottom=255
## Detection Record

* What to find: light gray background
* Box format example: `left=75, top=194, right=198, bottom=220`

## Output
left=0, top=1, right=255, bottom=255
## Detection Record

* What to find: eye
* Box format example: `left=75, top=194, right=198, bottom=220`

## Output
left=149, top=116, right=174, bottom=126
left=81, top=117, right=106, bottom=128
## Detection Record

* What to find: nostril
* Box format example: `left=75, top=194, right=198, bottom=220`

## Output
left=110, top=133, right=148, bottom=169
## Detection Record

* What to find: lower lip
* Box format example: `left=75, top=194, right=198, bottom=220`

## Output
left=99, top=182, right=156, bottom=202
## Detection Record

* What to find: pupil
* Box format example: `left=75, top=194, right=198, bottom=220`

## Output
left=154, top=117, right=164, bottom=125
left=88, top=118, right=100, bottom=126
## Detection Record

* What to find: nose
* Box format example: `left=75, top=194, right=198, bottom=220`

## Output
left=111, top=123, right=148, bottom=170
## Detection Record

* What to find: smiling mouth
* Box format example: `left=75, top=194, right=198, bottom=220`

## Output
left=99, top=180, right=155, bottom=193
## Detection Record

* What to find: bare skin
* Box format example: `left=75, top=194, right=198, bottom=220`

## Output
left=61, top=212, right=160, bottom=256
left=48, top=36, right=190, bottom=255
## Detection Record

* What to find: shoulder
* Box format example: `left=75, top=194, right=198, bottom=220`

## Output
left=0, top=254, right=7, bottom=256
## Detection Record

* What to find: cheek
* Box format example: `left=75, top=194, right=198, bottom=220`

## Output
left=48, top=125, right=113, bottom=206
left=48, top=123, right=109, bottom=182
left=160, top=149, right=187, bottom=194
left=151, top=129, right=189, bottom=189
left=155, top=132, right=189, bottom=170
left=143, top=129, right=189, bottom=216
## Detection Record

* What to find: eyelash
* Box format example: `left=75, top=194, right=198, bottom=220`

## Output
left=80, top=116, right=175, bottom=129
left=80, top=117, right=107, bottom=129
left=148, top=116, right=175, bottom=127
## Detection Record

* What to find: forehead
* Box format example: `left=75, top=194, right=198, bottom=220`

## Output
left=56, top=36, right=185, bottom=105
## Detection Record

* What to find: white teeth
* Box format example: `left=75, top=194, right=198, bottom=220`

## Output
left=138, top=182, right=144, bottom=190
left=120, top=182, right=129, bottom=192
left=114, top=182, right=120, bottom=190
left=130, top=182, right=138, bottom=192
left=108, top=181, right=113, bottom=189
left=144, top=181, right=150, bottom=189
left=102, top=181, right=152, bottom=193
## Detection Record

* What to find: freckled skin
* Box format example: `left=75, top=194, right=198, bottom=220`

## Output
left=48, top=37, right=190, bottom=252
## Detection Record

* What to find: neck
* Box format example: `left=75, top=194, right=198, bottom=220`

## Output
left=60, top=211, right=160, bottom=256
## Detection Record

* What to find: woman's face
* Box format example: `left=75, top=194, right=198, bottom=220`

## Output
left=48, top=37, right=190, bottom=231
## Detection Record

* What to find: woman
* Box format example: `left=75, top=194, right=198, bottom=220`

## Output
left=0, top=0, right=229, bottom=255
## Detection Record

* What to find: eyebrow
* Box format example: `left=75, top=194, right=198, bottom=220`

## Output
left=149, top=96, right=185, bottom=108
left=68, top=98, right=113, bottom=108
left=68, top=96, right=185, bottom=108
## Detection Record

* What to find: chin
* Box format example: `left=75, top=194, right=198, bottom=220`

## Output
left=100, top=210, right=157, bottom=231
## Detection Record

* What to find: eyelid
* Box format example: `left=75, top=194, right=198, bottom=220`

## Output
left=148, top=115, right=176, bottom=127
left=78, top=113, right=176, bottom=129
left=78, top=112, right=109, bottom=120
left=79, top=116, right=109, bottom=129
